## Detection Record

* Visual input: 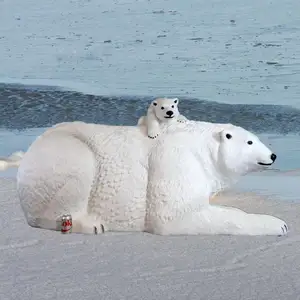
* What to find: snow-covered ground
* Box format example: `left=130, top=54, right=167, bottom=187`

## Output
left=1, top=178, right=300, bottom=300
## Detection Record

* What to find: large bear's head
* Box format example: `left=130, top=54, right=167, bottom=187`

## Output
left=152, top=98, right=180, bottom=121
left=214, top=125, right=276, bottom=176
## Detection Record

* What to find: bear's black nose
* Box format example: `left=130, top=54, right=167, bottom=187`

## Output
left=166, top=110, right=174, bottom=116
left=270, top=153, right=277, bottom=162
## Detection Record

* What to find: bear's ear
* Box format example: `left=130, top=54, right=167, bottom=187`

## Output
left=213, top=124, right=235, bottom=142
left=153, top=101, right=157, bottom=106
left=212, top=129, right=225, bottom=142
left=173, top=98, right=179, bottom=104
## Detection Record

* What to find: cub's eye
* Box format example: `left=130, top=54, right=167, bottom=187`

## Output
left=161, top=106, right=164, bottom=110
left=171, top=105, right=174, bottom=108
left=247, top=141, right=253, bottom=145
left=153, top=102, right=157, bottom=106
left=226, top=133, right=232, bottom=140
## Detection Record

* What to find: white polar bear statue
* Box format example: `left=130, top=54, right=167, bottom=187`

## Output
left=138, top=97, right=188, bottom=139
left=12, top=120, right=288, bottom=236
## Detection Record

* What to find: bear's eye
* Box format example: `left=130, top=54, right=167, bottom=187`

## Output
left=226, top=133, right=232, bottom=140
left=247, top=141, right=253, bottom=145
left=153, top=102, right=157, bottom=106
left=171, top=105, right=174, bottom=108
left=161, top=106, right=164, bottom=110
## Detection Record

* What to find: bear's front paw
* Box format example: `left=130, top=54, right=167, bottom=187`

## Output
left=270, top=218, right=289, bottom=237
left=254, top=215, right=289, bottom=236
left=280, top=223, right=289, bottom=236
left=177, top=119, right=187, bottom=123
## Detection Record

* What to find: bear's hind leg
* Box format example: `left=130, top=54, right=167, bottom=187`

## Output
left=18, top=131, right=101, bottom=235
left=71, top=213, right=106, bottom=234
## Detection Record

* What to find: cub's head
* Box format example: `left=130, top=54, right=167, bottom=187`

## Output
left=214, top=125, right=276, bottom=176
left=151, top=97, right=180, bottom=121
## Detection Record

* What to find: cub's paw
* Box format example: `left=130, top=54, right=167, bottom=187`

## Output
left=176, top=115, right=188, bottom=123
left=148, top=128, right=160, bottom=139
left=148, top=134, right=159, bottom=139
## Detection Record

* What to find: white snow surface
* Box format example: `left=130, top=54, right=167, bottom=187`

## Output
left=1, top=178, right=300, bottom=299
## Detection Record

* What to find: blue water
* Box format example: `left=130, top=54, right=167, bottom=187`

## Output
left=1, top=0, right=300, bottom=106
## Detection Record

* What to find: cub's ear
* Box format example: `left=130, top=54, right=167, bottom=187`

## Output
left=173, top=98, right=179, bottom=104
left=153, top=101, right=157, bottom=106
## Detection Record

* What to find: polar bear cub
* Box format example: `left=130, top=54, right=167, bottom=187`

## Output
left=138, top=97, right=188, bottom=139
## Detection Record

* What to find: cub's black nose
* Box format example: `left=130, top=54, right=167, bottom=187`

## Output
left=166, top=110, right=174, bottom=116
left=270, top=153, right=277, bottom=162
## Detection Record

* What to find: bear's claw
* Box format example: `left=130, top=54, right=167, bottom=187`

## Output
left=279, top=224, right=288, bottom=236
left=93, top=224, right=105, bottom=234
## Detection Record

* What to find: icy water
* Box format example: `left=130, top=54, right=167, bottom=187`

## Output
left=1, top=0, right=300, bottom=105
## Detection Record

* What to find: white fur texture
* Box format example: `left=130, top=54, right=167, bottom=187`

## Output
left=16, top=120, right=288, bottom=236
left=137, top=97, right=187, bottom=139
